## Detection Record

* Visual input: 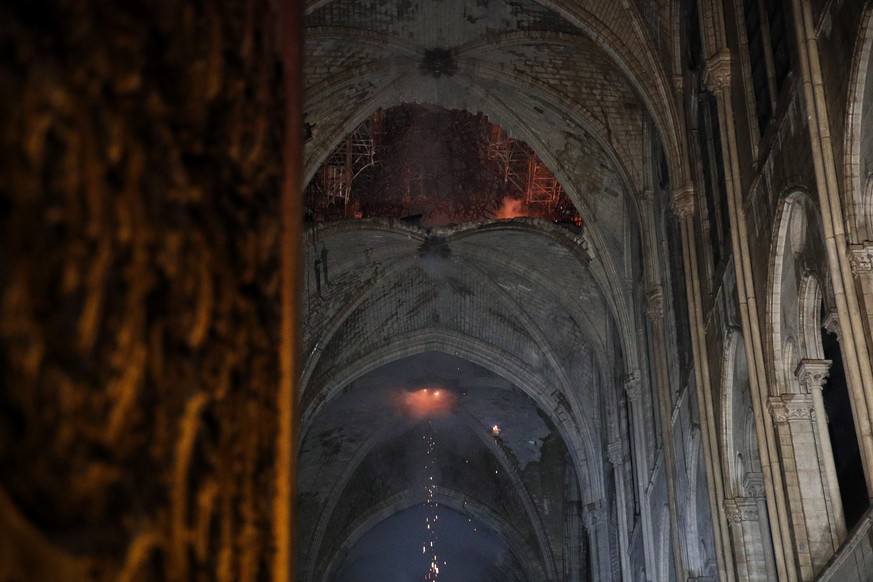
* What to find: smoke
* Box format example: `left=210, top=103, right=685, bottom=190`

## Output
left=394, top=387, right=458, bottom=419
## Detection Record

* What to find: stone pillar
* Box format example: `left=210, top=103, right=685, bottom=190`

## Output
left=608, top=439, right=633, bottom=582
left=724, top=497, right=769, bottom=582
left=744, top=472, right=778, bottom=580
left=565, top=492, right=583, bottom=581
left=769, top=393, right=839, bottom=578
left=625, top=371, right=658, bottom=578
left=671, top=183, right=735, bottom=581
left=724, top=498, right=752, bottom=580
left=645, top=283, right=687, bottom=581
left=704, top=45, right=795, bottom=581
left=582, top=500, right=613, bottom=582
left=724, top=472, right=776, bottom=582
left=796, top=359, right=846, bottom=544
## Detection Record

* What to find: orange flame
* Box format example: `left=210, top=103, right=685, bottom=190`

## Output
left=398, top=388, right=456, bottom=418
left=494, top=197, right=526, bottom=219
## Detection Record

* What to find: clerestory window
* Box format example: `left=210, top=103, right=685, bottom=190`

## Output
left=742, top=0, right=793, bottom=135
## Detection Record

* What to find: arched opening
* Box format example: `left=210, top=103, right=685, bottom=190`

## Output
left=721, top=329, right=776, bottom=580
left=798, top=271, right=869, bottom=530
left=298, top=352, right=580, bottom=582
left=819, top=307, right=869, bottom=529
left=845, top=4, right=873, bottom=242
left=768, top=191, right=846, bottom=569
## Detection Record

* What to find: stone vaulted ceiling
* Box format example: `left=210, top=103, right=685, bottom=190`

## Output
left=299, top=220, right=614, bottom=580
left=300, top=1, right=680, bottom=580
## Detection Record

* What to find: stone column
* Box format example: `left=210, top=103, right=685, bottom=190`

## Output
left=722, top=472, right=778, bottom=582
left=582, top=500, right=613, bottom=582
left=671, top=184, right=734, bottom=581
left=796, top=359, right=847, bottom=544
left=645, top=284, right=687, bottom=581
left=704, top=45, right=794, bottom=582
left=769, top=393, right=839, bottom=578
left=625, top=371, right=658, bottom=578
left=724, top=497, right=751, bottom=580
left=724, top=496, right=768, bottom=581
left=744, top=472, right=778, bottom=580
left=565, top=484, right=583, bottom=582
left=608, top=439, right=633, bottom=582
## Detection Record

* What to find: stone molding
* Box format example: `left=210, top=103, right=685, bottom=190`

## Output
left=582, top=500, right=608, bottom=528
left=624, top=371, right=642, bottom=402
left=646, top=285, right=664, bottom=320
left=795, top=359, right=832, bottom=393
left=822, top=311, right=841, bottom=340
left=742, top=471, right=765, bottom=499
left=848, top=242, right=873, bottom=275
left=671, top=184, right=695, bottom=218
left=724, top=497, right=759, bottom=523
left=607, top=441, right=624, bottom=467
left=704, top=49, right=732, bottom=92
left=768, top=394, right=815, bottom=424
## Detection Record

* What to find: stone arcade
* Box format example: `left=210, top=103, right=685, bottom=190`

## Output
left=4, top=0, right=873, bottom=581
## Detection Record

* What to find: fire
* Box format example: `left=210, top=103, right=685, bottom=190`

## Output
left=398, top=388, right=456, bottom=418
left=494, top=197, right=526, bottom=219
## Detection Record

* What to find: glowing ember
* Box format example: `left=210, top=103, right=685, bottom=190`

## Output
left=399, top=388, right=456, bottom=418
left=423, top=421, right=441, bottom=581
left=494, top=197, right=526, bottom=219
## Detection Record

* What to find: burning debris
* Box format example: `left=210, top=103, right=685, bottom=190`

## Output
left=398, top=387, right=457, bottom=419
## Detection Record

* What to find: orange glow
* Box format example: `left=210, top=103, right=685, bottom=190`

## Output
left=398, top=387, right=456, bottom=418
left=494, top=197, right=526, bottom=219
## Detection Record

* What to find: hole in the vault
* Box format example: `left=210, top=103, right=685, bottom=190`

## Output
left=304, top=104, right=582, bottom=229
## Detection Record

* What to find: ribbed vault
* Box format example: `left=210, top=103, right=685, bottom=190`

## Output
left=300, top=1, right=678, bottom=580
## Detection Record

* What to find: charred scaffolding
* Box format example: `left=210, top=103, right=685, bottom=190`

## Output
left=305, top=105, right=582, bottom=228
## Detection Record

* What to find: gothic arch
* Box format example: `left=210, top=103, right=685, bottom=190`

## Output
left=720, top=328, right=744, bottom=495
left=767, top=190, right=825, bottom=395
left=720, top=327, right=761, bottom=496
left=303, top=0, right=688, bottom=188
left=319, top=488, right=549, bottom=582
left=301, top=100, right=647, bottom=391
left=719, top=326, right=776, bottom=582
left=301, top=402, right=563, bottom=582
left=843, top=2, right=873, bottom=242
left=301, top=329, right=601, bottom=501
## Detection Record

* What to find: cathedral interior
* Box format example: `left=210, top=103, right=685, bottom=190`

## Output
left=5, top=0, right=873, bottom=581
